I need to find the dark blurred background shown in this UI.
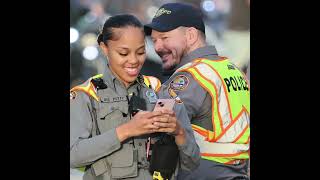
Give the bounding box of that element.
[70,0,250,87]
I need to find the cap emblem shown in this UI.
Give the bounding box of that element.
[154,8,171,18]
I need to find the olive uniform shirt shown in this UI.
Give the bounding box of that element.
[70,66,200,179]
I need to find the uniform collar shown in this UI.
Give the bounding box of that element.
[102,65,117,88]
[135,74,148,88]
[176,45,218,70]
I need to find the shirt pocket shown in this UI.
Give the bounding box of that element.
[97,102,129,133]
[108,144,138,179]
[90,145,137,179]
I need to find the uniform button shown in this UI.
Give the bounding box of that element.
[139,142,142,146]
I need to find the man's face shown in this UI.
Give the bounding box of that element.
[151,28,188,71]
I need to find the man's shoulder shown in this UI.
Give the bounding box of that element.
[165,71,207,99]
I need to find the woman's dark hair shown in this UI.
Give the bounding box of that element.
[97,14,143,44]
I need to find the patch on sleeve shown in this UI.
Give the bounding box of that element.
[169,75,189,91]
[145,90,158,103]
[168,88,183,104]
[70,91,77,100]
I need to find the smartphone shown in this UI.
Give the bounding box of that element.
[153,99,175,111]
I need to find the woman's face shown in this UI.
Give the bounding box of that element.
[100,26,146,87]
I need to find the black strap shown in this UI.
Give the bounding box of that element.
[91,78,108,90]
[89,77,107,136]
[89,96,101,136]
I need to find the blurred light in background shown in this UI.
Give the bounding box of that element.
[80,33,97,47]
[147,5,159,19]
[82,46,99,61]
[70,27,79,44]
[201,0,215,12]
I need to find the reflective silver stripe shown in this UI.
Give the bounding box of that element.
[193,63,232,129]
[194,132,249,155]
[176,62,193,72]
[217,113,249,142]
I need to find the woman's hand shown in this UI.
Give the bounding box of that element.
[152,109,186,146]
[116,111,166,142]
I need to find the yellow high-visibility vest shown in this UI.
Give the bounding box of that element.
[177,57,250,165]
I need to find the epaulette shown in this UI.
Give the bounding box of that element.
[143,75,161,92]
[70,74,105,101]
[91,74,108,90]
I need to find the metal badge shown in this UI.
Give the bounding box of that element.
[146,90,157,103]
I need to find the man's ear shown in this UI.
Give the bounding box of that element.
[186,27,199,47]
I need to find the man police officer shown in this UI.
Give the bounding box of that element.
[145,3,250,180]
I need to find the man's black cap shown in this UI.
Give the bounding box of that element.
[144,3,205,36]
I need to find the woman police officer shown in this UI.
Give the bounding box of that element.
[70,14,199,180]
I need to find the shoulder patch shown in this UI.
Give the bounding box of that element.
[169,75,189,91]
[70,91,77,100]
[146,89,158,103]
